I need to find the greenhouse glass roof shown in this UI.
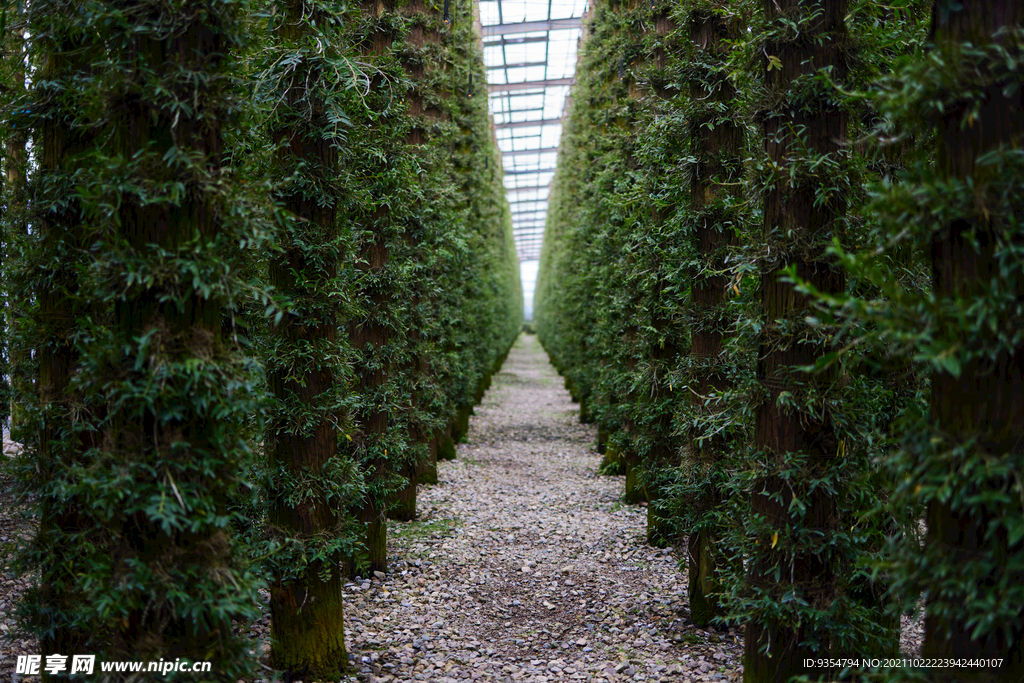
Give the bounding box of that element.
[480,0,587,267]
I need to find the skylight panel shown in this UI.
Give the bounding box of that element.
[501,3,527,24]
[485,0,587,270]
[479,0,500,25]
[540,126,562,147]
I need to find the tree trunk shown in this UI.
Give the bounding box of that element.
[745,0,848,679]
[100,2,260,672]
[264,1,351,677]
[347,0,401,577]
[29,11,96,673]
[437,427,457,461]
[4,19,26,431]
[921,1,1024,677]
[419,437,439,485]
[685,8,743,629]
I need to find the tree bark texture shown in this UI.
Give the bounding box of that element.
[348,1,401,575]
[922,1,1024,677]
[685,8,742,629]
[103,2,258,669]
[31,14,97,674]
[745,0,848,680]
[265,2,350,677]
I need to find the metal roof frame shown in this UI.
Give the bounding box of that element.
[481,0,586,264]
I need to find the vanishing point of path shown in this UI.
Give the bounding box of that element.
[342,334,744,683]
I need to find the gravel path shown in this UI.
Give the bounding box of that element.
[341,333,742,683]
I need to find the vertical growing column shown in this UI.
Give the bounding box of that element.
[390,0,451,519]
[631,0,683,545]
[2,6,26,431]
[345,0,410,575]
[679,5,745,627]
[262,1,357,677]
[14,1,101,670]
[39,0,268,673]
[744,0,849,679]
[915,1,1024,676]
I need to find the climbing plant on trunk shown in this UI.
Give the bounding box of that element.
[83,0,267,670]
[7,0,271,676]
[256,0,366,677]
[820,1,1024,677]
[665,1,749,629]
[916,5,1024,672]
[7,0,105,669]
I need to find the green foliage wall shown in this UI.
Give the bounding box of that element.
[329,0,520,574]
[802,2,1024,676]
[7,0,269,675]
[534,0,1002,679]
[0,0,520,677]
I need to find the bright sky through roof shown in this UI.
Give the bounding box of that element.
[480,0,587,318]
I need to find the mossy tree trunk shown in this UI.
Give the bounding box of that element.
[82,0,264,672]
[684,8,743,629]
[263,1,354,677]
[4,11,26,431]
[24,6,98,672]
[744,0,848,679]
[629,0,678,548]
[345,0,406,577]
[919,0,1024,677]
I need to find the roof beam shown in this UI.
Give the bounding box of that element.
[505,183,551,191]
[493,107,548,118]
[504,168,557,175]
[502,146,559,156]
[488,78,574,93]
[495,118,562,130]
[483,34,550,45]
[481,17,582,35]
[488,61,548,70]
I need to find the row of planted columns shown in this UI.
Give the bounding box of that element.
[4,1,521,682]
[537,0,1024,681]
